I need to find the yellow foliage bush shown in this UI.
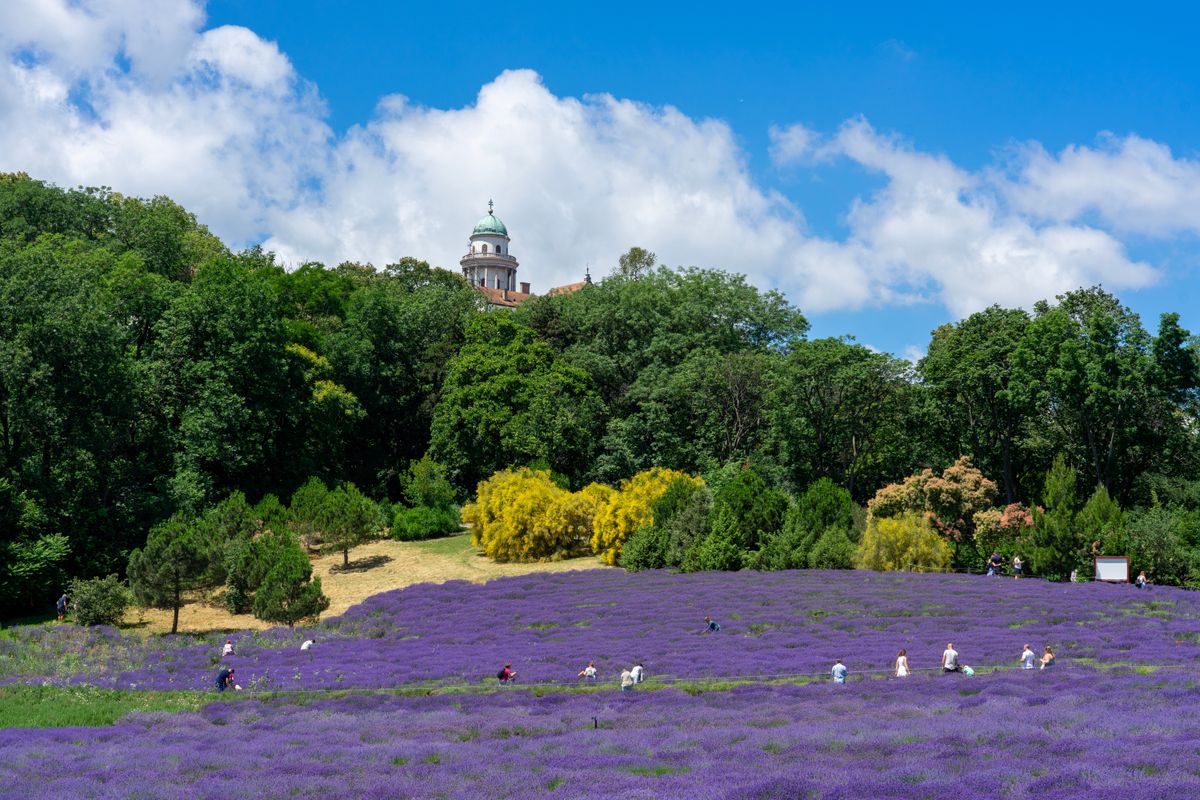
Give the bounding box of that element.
[857,512,952,573]
[464,468,608,562]
[590,468,702,565]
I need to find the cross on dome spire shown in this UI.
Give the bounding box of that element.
[488,199,494,215]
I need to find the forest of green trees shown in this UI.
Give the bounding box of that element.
[2,173,1198,617]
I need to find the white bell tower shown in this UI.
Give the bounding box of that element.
[460,200,522,293]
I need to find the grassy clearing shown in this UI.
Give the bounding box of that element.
[0,684,211,728]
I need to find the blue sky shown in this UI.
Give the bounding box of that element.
[3,1,1198,356]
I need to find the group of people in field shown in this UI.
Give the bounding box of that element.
[212,636,314,691]
[494,616,728,691]
[200,557,1150,694]
[832,642,1056,684]
[986,552,1024,578]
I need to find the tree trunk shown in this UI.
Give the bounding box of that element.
[171,582,180,635]
[343,547,349,567]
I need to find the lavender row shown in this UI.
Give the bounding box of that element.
[6,570,1199,691]
[4,670,1199,799]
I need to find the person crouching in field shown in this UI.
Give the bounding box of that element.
[578,661,597,680]
[704,616,721,633]
[222,639,235,657]
[215,667,236,692]
[497,664,517,684]
[941,643,962,674]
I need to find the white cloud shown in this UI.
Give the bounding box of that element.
[775,119,1159,315]
[0,3,1187,319]
[1004,133,1200,236]
[0,0,327,244]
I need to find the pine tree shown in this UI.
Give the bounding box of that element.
[252,537,330,628]
[1024,456,1084,580]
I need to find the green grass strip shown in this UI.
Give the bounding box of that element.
[0,684,212,729]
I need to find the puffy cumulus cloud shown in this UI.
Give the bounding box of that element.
[0,2,1185,318]
[0,0,328,244]
[0,0,202,81]
[1004,133,1200,236]
[264,69,806,298]
[773,119,1158,315]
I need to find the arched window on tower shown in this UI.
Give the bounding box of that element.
[482,244,488,254]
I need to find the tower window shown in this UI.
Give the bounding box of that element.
[482,244,488,254]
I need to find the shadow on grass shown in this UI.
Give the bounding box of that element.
[331,554,394,574]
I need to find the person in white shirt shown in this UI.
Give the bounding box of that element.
[1020,644,1035,670]
[577,661,597,679]
[831,659,848,684]
[630,663,644,684]
[895,649,909,677]
[300,639,314,651]
[221,639,235,657]
[620,670,634,692]
[941,643,961,673]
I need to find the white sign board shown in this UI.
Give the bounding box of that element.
[1094,556,1129,582]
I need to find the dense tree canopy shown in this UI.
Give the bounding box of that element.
[2,173,1199,614]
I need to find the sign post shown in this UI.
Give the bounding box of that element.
[1094,556,1129,583]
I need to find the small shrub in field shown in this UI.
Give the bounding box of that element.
[681,507,743,572]
[392,505,462,541]
[621,523,667,571]
[710,468,787,551]
[807,528,856,570]
[857,513,951,572]
[67,574,132,627]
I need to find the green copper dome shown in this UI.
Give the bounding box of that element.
[472,202,508,237]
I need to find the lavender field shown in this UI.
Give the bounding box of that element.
[3,571,1197,692]
[4,670,1200,799]
[5,571,1200,799]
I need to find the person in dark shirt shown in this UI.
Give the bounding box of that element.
[987,552,1004,576]
[215,667,235,692]
[704,616,721,633]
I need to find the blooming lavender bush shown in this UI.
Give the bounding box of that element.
[3,671,1199,799]
[4,571,1197,692]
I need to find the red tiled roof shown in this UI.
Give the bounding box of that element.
[477,286,532,307]
[475,280,589,307]
[546,281,588,296]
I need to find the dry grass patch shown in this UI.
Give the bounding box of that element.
[125,535,608,634]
